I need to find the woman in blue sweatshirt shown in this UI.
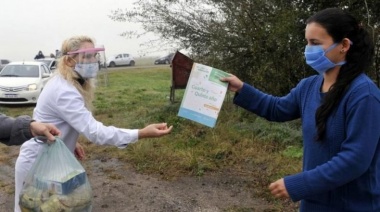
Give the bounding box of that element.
[222,8,380,211]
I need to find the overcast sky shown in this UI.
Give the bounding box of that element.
[1,0,166,61]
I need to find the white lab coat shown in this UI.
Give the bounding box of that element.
[14,74,138,212]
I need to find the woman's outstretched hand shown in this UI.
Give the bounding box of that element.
[138,123,173,139]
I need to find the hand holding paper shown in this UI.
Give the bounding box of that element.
[220,74,243,93]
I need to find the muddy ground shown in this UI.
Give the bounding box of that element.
[0,146,297,212]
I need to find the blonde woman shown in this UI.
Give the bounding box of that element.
[14,35,173,211]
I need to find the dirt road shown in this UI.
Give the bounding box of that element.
[0,146,294,212]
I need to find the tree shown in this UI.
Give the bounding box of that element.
[110,0,380,94]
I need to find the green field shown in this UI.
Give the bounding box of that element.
[1,66,303,209]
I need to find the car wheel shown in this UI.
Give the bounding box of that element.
[129,61,135,66]
[109,62,116,67]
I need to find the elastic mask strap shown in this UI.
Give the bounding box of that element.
[66,55,78,65]
[324,43,338,54]
[336,61,346,66]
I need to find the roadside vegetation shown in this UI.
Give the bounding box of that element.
[1,66,303,210]
[134,56,158,66]
[110,0,380,95]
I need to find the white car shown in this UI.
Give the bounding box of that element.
[106,53,135,67]
[0,61,52,104]
[0,59,11,70]
[35,58,58,72]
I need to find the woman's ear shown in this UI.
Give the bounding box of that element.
[65,56,76,67]
[341,38,352,53]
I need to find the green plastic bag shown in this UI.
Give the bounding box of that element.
[19,137,92,212]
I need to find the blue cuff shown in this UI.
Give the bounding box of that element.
[233,83,257,107]
[284,173,309,202]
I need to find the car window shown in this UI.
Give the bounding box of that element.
[41,65,50,74]
[0,65,37,77]
[25,65,39,77]
[0,65,16,76]
[17,65,39,77]
[116,54,122,59]
[123,54,129,57]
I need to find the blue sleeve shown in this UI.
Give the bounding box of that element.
[233,82,302,122]
[285,92,380,201]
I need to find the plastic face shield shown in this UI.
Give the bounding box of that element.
[67,47,106,78]
[67,47,104,65]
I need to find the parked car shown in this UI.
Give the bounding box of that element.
[0,61,52,104]
[106,53,135,67]
[0,59,11,70]
[154,53,174,65]
[35,58,58,72]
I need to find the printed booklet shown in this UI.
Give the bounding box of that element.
[178,63,230,128]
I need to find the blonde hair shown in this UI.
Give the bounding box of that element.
[57,35,96,110]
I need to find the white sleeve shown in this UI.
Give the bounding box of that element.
[55,87,138,148]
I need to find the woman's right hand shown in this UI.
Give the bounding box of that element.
[30,122,61,142]
[220,74,244,93]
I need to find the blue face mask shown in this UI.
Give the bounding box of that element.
[304,43,346,74]
[74,63,99,78]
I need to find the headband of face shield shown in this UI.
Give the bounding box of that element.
[67,47,105,79]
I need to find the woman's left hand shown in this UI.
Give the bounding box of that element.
[138,123,173,138]
[269,178,290,199]
[74,142,86,160]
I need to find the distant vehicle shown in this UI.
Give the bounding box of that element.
[0,61,52,104]
[106,53,135,67]
[0,59,11,70]
[35,58,58,71]
[154,53,174,65]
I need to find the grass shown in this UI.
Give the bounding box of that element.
[1,65,303,210]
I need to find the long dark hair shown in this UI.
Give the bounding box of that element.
[306,8,374,141]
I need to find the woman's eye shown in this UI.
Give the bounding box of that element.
[84,53,98,59]
[306,39,320,46]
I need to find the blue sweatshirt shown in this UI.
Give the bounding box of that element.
[233,74,380,211]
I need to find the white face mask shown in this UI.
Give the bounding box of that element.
[74,63,99,78]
